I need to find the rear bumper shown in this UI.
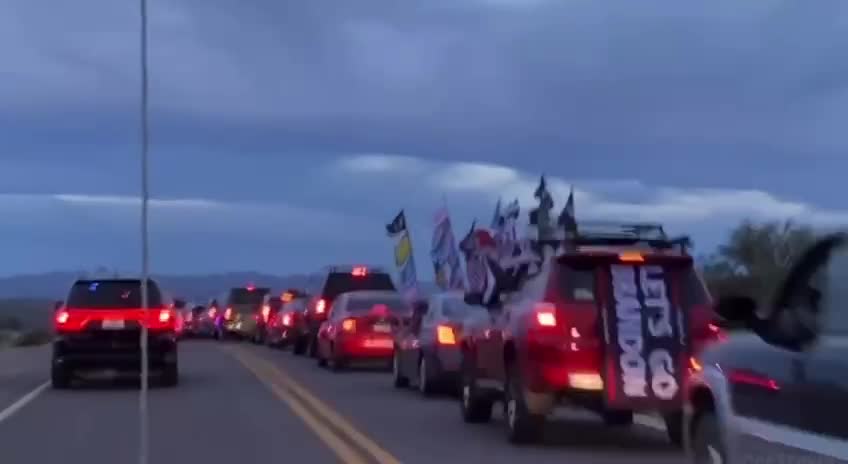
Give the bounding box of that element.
[53,331,177,369]
[337,335,394,359]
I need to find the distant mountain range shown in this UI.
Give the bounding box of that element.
[0,271,440,301]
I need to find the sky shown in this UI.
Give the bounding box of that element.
[2,0,848,277]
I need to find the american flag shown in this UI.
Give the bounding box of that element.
[466,256,487,294]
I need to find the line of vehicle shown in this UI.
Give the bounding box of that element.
[0,381,49,425]
[226,345,402,464]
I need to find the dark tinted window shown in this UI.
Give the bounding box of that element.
[322,272,395,302]
[282,298,307,312]
[173,299,186,309]
[346,295,409,313]
[442,298,482,320]
[820,248,848,335]
[67,280,163,309]
[267,297,283,311]
[556,263,596,302]
[682,268,711,307]
[191,305,205,315]
[228,288,269,306]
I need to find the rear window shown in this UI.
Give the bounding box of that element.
[322,272,395,301]
[282,298,307,312]
[67,280,163,309]
[557,264,596,302]
[228,288,269,306]
[556,262,710,306]
[191,306,205,315]
[442,298,482,319]
[346,295,410,314]
[267,297,283,311]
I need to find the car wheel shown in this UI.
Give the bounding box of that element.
[330,346,346,372]
[691,411,725,464]
[459,353,493,423]
[665,411,684,447]
[291,336,306,355]
[602,410,634,426]
[504,364,545,444]
[418,356,435,396]
[51,364,71,389]
[316,343,327,367]
[392,350,409,388]
[307,334,318,358]
[161,363,179,387]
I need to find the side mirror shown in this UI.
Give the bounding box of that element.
[53,300,64,311]
[713,295,759,332]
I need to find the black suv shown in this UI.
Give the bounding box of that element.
[52,278,179,388]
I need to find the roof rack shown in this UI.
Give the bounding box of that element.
[570,221,691,255]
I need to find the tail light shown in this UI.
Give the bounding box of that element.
[315,299,326,314]
[225,307,233,320]
[208,308,217,318]
[158,309,172,323]
[261,304,271,322]
[707,323,726,341]
[369,304,389,318]
[341,318,356,333]
[534,303,557,327]
[55,310,70,325]
[436,325,456,345]
[281,313,292,327]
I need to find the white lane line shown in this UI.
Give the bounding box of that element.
[634,414,667,431]
[0,381,49,424]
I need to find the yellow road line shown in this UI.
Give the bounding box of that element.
[229,348,370,464]
[227,345,403,464]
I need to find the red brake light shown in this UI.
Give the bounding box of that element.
[158,309,172,323]
[729,370,780,391]
[247,283,255,291]
[55,310,69,325]
[341,318,356,333]
[315,299,326,314]
[351,266,368,277]
[208,308,216,318]
[225,307,233,319]
[281,292,294,302]
[370,304,389,317]
[436,325,456,345]
[534,303,557,327]
[282,313,292,326]
[262,304,271,321]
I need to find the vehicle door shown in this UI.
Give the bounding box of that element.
[793,241,848,462]
[319,297,344,355]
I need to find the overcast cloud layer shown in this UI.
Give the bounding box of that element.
[2,0,847,276]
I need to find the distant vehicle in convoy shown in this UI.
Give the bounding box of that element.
[315,290,412,371]
[393,292,484,395]
[266,289,309,349]
[458,222,722,445]
[173,298,188,338]
[218,285,270,340]
[685,233,848,464]
[51,278,179,388]
[291,265,396,357]
[251,294,284,344]
[183,304,216,338]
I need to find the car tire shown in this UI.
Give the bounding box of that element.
[602,410,634,426]
[307,334,318,358]
[392,350,409,388]
[161,363,179,387]
[459,353,493,423]
[504,364,545,444]
[418,356,436,396]
[691,411,724,464]
[51,364,71,389]
[292,336,306,355]
[329,344,346,372]
[316,344,327,367]
[664,411,684,447]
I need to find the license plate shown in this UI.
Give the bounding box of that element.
[364,339,392,348]
[102,319,125,330]
[373,324,391,333]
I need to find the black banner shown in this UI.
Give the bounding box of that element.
[601,264,689,411]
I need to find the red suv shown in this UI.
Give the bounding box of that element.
[458,224,722,445]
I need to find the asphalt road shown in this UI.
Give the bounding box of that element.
[0,341,686,464]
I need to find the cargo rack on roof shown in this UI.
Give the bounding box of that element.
[568,221,692,255]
